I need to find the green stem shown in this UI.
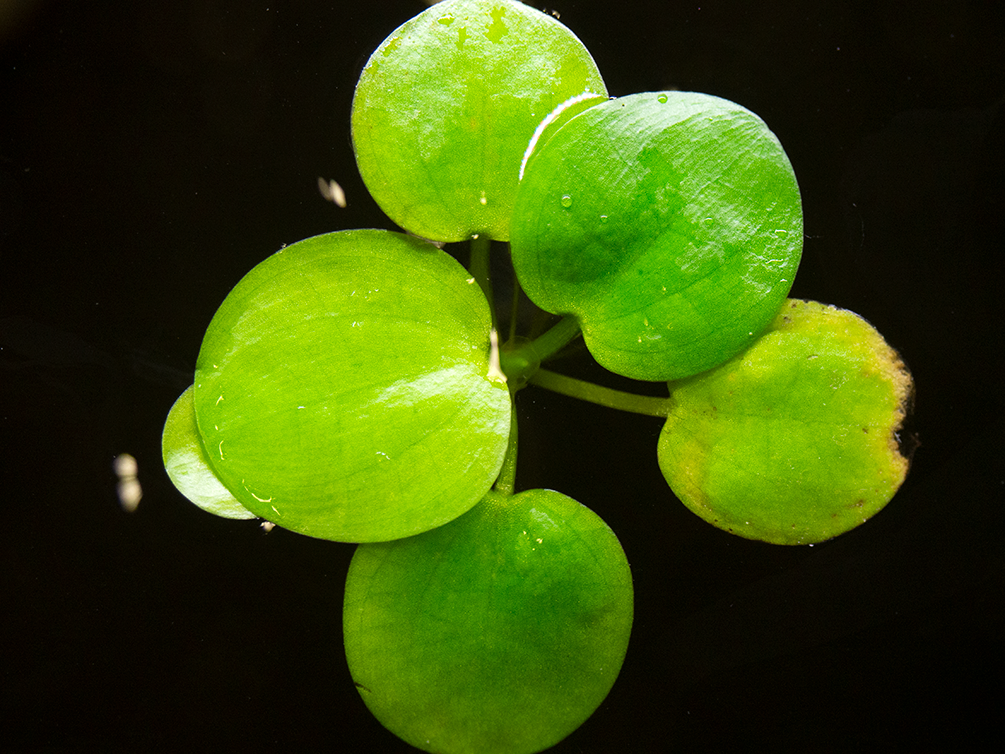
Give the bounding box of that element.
[470,234,493,316]
[499,315,582,389]
[494,402,519,495]
[529,368,671,418]
[529,315,581,362]
[508,266,520,344]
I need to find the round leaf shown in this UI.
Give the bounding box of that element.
[162,385,256,520]
[510,91,803,381]
[351,0,607,242]
[194,230,511,543]
[658,300,914,545]
[344,488,634,754]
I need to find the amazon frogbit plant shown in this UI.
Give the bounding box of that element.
[162,2,913,753]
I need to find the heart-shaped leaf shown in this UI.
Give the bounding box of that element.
[194,230,511,543]
[510,91,803,381]
[658,300,914,545]
[344,488,633,754]
[351,0,606,242]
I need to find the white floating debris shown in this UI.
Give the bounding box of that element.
[114,453,142,512]
[317,177,347,207]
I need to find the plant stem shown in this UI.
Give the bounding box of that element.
[508,266,520,344]
[494,402,519,495]
[529,315,582,362]
[529,368,671,418]
[499,315,582,388]
[470,234,493,315]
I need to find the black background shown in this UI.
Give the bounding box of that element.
[3,0,1004,751]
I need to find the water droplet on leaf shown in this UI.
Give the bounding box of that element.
[561,194,573,208]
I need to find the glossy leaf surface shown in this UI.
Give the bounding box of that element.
[510,91,803,381]
[351,0,606,242]
[658,300,913,545]
[162,385,256,520]
[194,230,511,543]
[344,489,633,754]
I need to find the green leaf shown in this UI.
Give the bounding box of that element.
[351,0,606,242]
[162,385,256,520]
[193,230,511,543]
[344,488,633,754]
[510,91,803,381]
[518,90,608,181]
[658,300,914,545]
